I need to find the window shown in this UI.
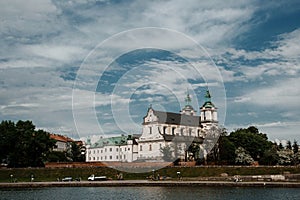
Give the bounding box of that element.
[110,156,112,160]
[140,145,143,151]
[172,127,176,135]
[97,150,99,153]
[101,149,103,153]
[159,143,162,149]
[163,126,167,134]
[105,148,107,152]
[110,148,112,152]
[149,126,152,134]
[180,128,184,135]
[124,155,126,159]
[101,157,102,160]
[116,155,118,159]
[128,148,130,151]
[93,150,95,154]
[189,128,192,136]
[105,156,107,160]
[89,157,91,161]
[116,148,118,152]
[149,144,152,151]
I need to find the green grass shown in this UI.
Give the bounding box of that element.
[0,166,299,182]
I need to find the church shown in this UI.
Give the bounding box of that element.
[86,90,218,163]
[137,90,218,161]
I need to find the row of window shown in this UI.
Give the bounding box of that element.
[139,143,162,151]
[149,126,203,137]
[88,147,131,155]
[88,154,126,161]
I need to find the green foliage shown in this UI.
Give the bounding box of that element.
[160,145,173,162]
[259,145,279,165]
[47,151,69,162]
[286,140,292,150]
[0,120,56,167]
[228,126,272,161]
[187,143,201,160]
[70,142,85,162]
[218,136,236,164]
[235,147,254,165]
[277,149,294,165]
[292,140,298,154]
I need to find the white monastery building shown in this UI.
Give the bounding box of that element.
[86,90,218,162]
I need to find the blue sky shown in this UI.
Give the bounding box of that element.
[0,0,300,142]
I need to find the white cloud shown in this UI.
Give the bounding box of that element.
[0,0,299,141]
[234,77,300,108]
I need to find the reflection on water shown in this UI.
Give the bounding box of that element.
[1,187,300,200]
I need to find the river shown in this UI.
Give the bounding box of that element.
[1,187,300,200]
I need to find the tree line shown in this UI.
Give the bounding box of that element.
[202,126,299,165]
[0,120,84,168]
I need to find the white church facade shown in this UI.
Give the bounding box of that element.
[86,90,218,163]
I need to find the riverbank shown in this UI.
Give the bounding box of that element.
[1,180,300,188]
[1,165,300,183]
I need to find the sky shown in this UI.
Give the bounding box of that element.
[0,0,300,142]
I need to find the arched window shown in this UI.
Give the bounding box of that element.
[149,144,152,151]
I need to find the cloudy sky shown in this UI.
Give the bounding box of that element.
[1,0,300,142]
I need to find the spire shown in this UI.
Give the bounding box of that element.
[204,90,211,102]
[202,89,215,108]
[185,90,192,106]
[181,89,196,116]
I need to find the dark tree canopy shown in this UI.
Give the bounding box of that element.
[229,126,272,161]
[0,120,56,167]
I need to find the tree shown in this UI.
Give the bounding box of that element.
[218,136,236,164]
[160,145,173,162]
[286,140,292,150]
[229,126,272,162]
[70,142,85,162]
[187,143,201,161]
[293,152,300,165]
[277,149,293,165]
[259,145,279,165]
[235,147,254,165]
[0,120,56,167]
[292,140,298,154]
[278,142,284,150]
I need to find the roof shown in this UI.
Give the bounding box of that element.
[201,101,215,109]
[91,135,135,148]
[50,134,74,143]
[151,110,201,127]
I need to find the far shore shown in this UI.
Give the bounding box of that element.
[1,180,300,188]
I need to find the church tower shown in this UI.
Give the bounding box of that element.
[200,90,218,128]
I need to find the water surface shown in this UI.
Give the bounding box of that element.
[1,187,300,200]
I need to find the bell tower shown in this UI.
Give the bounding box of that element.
[200,90,218,128]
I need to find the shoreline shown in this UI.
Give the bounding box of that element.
[1,180,300,188]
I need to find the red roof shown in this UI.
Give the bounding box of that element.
[50,134,74,143]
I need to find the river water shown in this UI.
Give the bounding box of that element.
[1,187,299,200]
